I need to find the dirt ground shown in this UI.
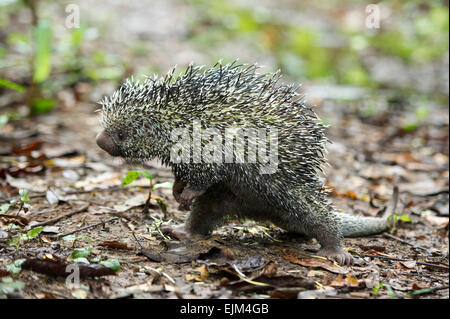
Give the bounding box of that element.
[0,0,448,300]
[0,96,448,299]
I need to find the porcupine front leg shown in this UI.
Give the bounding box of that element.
[172,178,206,211]
[164,181,238,239]
[185,183,237,236]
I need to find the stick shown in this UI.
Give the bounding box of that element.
[0,184,156,203]
[31,203,90,228]
[383,233,428,252]
[52,217,118,239]
[362,254,449,270]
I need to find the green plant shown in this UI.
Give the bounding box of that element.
[7,226,44,248]
[122,170,173,214]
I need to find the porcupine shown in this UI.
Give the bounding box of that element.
[96,61,394,265]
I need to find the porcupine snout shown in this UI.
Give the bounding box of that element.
[96,130,121,156]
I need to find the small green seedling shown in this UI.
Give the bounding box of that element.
[72,246,92,259]
[0,278,25,296]
[122,170,173,215]
[122,170,153,186]
[387,213,412,232]
[99,259,121,271]
[6,259,26,276]
[372,283,396,299]
[7,226,44,248]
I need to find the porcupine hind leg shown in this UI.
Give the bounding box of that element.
[277,208,354,265]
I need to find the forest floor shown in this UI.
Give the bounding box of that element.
[0,0,448,300]
[0,94,448,299]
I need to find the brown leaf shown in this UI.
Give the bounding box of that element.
[283,252,348,274]
[0,269,9,277]
[330,274,360,288]
[186,264,209,282]
[359,245,386,252]
[399,260,417,269]
[0,214,29,227]
[12,141,44,157]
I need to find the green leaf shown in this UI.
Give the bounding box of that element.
[1,224,21,231]
[7,235,21,248]
[0,203,11,214]
[62,234,77,241]
[99,259,121,271]
[6,259,26,275]
[19,189,29,202]
[0,114,8,127]
[402,121,418,132]
[62,234,93,243]
[383,284,396,299]
[410,288,434,296]
[371,282,383,296]
[152,181,173,190]
[0,278,25,295]
[122,171,141,186]
[0,78,25,92]
[140,171,153,181]
[33,19,52,83]
[77,235,93,243]
[399,214,412,222]
[26,227,44,239]
[31,98,56,115]
[90,256,101,263]
[73,257,90,264]
[72,246,92,259]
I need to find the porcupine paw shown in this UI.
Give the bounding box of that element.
[317,247,354,266]
[178,186,206,211]
[172,179,186,203]
[161,224,190,240]
[161,224,208,241]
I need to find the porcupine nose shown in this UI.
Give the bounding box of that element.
[96,130,121,156]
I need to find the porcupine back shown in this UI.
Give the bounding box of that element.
[100,61,331,212]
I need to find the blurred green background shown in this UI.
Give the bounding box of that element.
[0,0,448,130]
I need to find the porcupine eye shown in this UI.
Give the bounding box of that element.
[117,131,126,141]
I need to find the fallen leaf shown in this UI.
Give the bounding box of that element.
[42,226,60,234]
[46,190,60,205]
[424,215,449,228]
[399,260,417,269]
[283,252,348,274]
[359,245,386,252]
[186,264,209,282]
[330,274,360,288]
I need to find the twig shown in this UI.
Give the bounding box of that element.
[0,185,153,203]
[131,231,144,250]
[31,203,90,228]
[362,254,449,270]
[400,189,449,198]
[383,185,399,219]
[52,217,118,239]
[383,233,428,252]
[142,179,153,215]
